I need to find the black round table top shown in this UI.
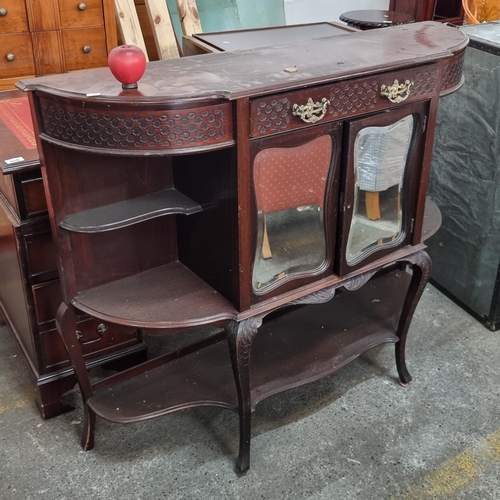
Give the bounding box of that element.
[340,10,415,29]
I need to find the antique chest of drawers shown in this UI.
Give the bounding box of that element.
[0,0,117,90]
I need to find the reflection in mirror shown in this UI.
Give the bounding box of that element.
[346,115,414,265]
[252,135,333,293]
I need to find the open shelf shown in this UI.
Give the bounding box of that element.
[87,270,408,424]
[72,261,238,328]
[60,188,202,233]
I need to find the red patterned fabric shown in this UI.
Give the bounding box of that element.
[253,135,332,214]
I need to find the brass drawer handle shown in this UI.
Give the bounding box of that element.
[6,53,15,62]
[380,79,414,103]
[0,7,8,16]
[292,97,330,124]
[82,45,91,53]
[76,323,107,345]
[78,2,87,10]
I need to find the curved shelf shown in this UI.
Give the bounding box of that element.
[71,261,238,329]
[60,189,202,233]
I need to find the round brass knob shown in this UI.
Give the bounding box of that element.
[82,45,91,53]
[78,2,86,10]
[0,7,8,16]
[6,53,15,62]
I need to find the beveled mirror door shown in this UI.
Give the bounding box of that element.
[252,134,336,294]
[346,114,414,265]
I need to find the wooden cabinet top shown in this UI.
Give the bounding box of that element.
[18,22,467,102]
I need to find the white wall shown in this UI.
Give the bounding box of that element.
[284,0,390,25]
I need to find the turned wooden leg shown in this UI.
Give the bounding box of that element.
[365,191,381,220]
[56,302,96,449]
[261,216,272,259]
[225,316,262,472]
[395,250,432,386]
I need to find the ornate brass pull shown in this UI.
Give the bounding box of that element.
[76,323,107,345]
[292,97,330,124]
[380,79,414,104]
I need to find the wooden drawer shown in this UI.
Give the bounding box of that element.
[0,33,35,79]
[40,318,139,372]
[0,0,29,33]
[250,64,439,138]
[18,170,48,218]
[59,0,104,29]
[62,27,108,71]
[32,279,62,332]
[22,222,58,280]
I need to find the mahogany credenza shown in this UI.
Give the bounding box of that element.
[0,90,146,419]
[18,22,467,470]
[0,0,117,90]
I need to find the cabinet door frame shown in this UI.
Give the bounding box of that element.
[336,101,429,276]
[248,121,343,303]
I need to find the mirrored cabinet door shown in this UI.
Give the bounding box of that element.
[251,125,342,299]
[337,103,428,275]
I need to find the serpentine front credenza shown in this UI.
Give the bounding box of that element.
[18,21,467,471]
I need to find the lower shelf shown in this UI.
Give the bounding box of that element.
[88,270,409,423]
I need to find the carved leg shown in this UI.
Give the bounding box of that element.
[395,250,432,386]
[365,191,381,220]
[56,302,96,449]
[225,317,262,472]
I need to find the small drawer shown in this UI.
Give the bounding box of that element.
[19,172,48,218]
[23,223,58,280]
[40,319,138,372]
[0,1,29,33]
[59,0,104,29]
[0,33,35,80]
[32,279,62,331]
[62,27,108,71]
[251,64,439,138]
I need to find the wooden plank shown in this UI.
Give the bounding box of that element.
[114,0,149,61]
[176,0,202,37]
[144,0,180,59]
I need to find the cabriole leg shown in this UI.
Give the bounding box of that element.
[55,302,96,449]
[396,250,432,386]
[225,316,262,472]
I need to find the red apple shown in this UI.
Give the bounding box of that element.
[108,45,147,89]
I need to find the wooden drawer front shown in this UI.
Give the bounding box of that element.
[0,1,29,33]
[0,33,35,79]
[59,0,104,29]
[19,175,48,218]
[62,27,108,71]
[33,279,62,332]
[40,319,138,372]
[251,64,438,138]
[24,226,58,279]
[38,95,234,152]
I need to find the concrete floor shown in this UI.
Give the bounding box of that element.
[1,283,500,499]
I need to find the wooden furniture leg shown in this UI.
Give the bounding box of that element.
[261,216,272,259]
[395,250,432,386]
[226,316,262,472]
[365,191,381,220]
[55,302,96,450]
